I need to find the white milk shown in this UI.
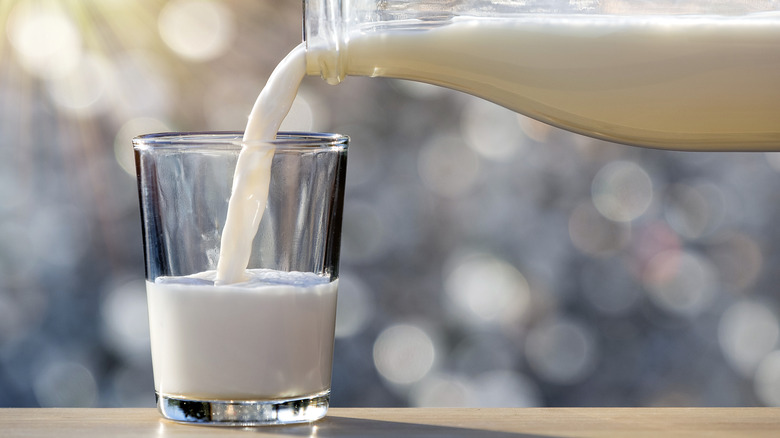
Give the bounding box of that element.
[147,269,338,400]
[334,15,780,150]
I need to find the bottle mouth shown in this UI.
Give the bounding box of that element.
[302,0,345,84]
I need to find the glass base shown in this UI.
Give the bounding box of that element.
[156,391,329,426]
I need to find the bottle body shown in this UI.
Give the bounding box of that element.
[304,1,780,150]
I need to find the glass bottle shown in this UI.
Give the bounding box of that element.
[303,0,780,150]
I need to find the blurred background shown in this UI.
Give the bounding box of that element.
[2,0,780,408]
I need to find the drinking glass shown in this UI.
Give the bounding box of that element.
[133,131,348,425]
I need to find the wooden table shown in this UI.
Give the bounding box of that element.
[1,408,779,437]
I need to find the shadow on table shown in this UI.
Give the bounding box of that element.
[249,415,550,438]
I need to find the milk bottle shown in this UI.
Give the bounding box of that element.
[304,0,780,150]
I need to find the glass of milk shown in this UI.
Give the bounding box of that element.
[133,131,348,425]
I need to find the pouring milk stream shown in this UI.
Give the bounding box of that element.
[215,45,307,285]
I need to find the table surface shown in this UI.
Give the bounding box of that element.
[1,408,779,437]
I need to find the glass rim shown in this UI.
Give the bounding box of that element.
[132,131,349,151]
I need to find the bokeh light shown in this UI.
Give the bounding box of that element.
[158,0,234,62]
[525,317,598,385]
[373,324,436,386]
[719,300,779,377]
[592,160,654,223]
[444,251,531,329]
[410,372,472,407]
[7,3,81,79]
[642,250,716,317]
[461,96,527,160]
[47,53,113,117]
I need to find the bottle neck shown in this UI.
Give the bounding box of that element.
[302,0,466,84]
[303,0,347,84]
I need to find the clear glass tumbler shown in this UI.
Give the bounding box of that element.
[133,132,348,425]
